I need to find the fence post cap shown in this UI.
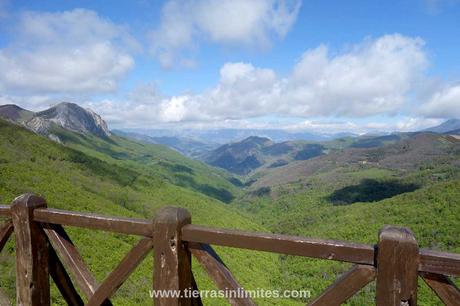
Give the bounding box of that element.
[11,193,47,209]
[378,226,417,243]
[153,206,191,225]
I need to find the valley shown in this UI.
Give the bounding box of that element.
[0,103,459,305]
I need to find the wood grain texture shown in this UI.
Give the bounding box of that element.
[0,220,13,253]
[153,207,192,306]
[190,242,256,306]
[87,238,153,306]
[49,246,84,306]
[421,272,460,306]
[376,226,419,306]
[183,224,375,265]
[0,205,10,217]
[34,208,152,237]
[308,265,376,306]
[11,193,50,306]
[419,249,460,277]
[43,223,112,305]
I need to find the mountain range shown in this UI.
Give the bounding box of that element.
[0,102,459,305]
[121,127,357,145]
[423,118,460,133]
[201,136,325,175]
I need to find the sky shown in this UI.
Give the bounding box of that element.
[0,0,459,134]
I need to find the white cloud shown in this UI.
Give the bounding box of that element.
[421,84,460,118]
[149,0,301,67]
[286,35,427,117]
[278,116,443,134]
[0,94,56,110]
[86,34,431,128]
[0,9,135,94]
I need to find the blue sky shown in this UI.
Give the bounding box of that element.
[0,0,459,133]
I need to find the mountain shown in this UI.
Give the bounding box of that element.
[0,102,112,143]
[27,102,111,138]
[1,106,459,305]
[0,104,34,123]
[113,130,216,158]
[423,118,460,133]
[250,132,460,189]
[349,133,406,148]
[124,128,356,144]
[0,117,290,305]
[447,128,460,135]
[231,132,460,305]
[202,136,325,175]
[203,136,272,175]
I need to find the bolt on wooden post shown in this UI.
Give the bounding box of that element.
[11,193,50,306]
[153,207,192,306]
[376,226,419,306]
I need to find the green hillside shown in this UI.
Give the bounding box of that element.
[202,136,326,175]
[1,116,459,305]
[0,118,298,305]
[50,125,242,204]
[234,137,460,305]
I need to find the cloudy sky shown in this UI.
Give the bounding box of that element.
[0,0,459,134]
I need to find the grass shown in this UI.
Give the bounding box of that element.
[234,161,460,305]
[1,117,459,305]
[0,119,299,305]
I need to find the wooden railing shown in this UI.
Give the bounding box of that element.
[0,193,459,305]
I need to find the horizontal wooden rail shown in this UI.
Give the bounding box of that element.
[419,249,460,277]
[0,205,10,217]
[33,208,152,237]
[2,204,460,278]
[182,224,460,277]
[182,224,375,265]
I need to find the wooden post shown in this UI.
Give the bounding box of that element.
[11,193,50,306]
[376,226,419,306]
[153,207,192,306]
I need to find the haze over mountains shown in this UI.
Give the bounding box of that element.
[1,102,459,304]
[121,128,357,144]
[2,102,460,176]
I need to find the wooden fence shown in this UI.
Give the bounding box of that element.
[0,193,459,305]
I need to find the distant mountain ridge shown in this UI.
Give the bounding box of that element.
[0,102,111,141]
[113,130,216,158]
[251,132,460,189]
[123,128,358,144]
[0,104,34,123]
[202,136,325,175]
[423,118,460,133]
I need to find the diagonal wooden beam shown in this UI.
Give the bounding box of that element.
[421,272,460,306]
[49,246,84,306]
[191,273,203,306]
[308,265,376,306]
[86,238,153,306]
[189,242,256,306]
[0,220,13,253]
[42,223,112,305]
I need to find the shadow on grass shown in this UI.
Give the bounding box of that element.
[174,173,235,203]
[328,179,419,205]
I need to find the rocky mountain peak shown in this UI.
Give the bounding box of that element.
[33,102,111,137]
[0,102,112,141]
